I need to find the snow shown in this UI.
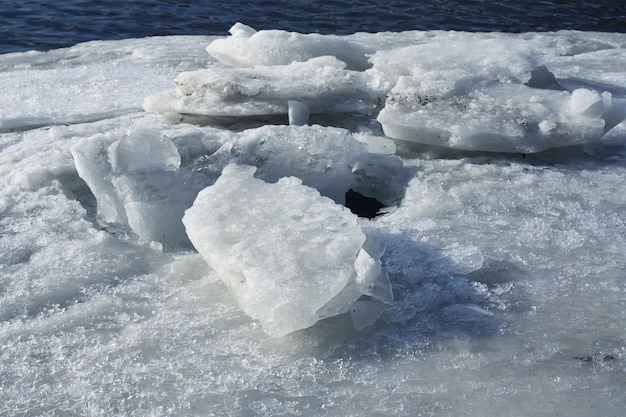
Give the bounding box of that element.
[1,23,626,416]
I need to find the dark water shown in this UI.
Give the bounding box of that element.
[1,0,626,54]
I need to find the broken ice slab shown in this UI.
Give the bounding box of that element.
[368,39,614,153]
[71,125,204,247]
[367,38,543,94]
[143,56,379,117]
[182,163,393,337]
[206,22,374,71]
[188,124,408,208]
[377,83,610,153]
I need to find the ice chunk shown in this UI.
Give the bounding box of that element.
[367,38,542,94]
[370,38,612,152]
[206,22,374,71]
[71,126,204,246]
[378,82,610,153]
[190,124,372,204]
[188,124,408,210]
[228,22,257,38]
[569,88,602,114]
[143,56,378,117]
[182,163,392,337]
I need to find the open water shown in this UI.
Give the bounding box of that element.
[2,0,626,54]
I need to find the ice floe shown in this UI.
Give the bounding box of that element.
[11,23,623,336]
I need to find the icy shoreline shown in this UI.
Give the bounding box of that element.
[1,26,626,416]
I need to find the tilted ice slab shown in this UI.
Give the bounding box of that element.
[71,125,205,247]
[183,163,393,337]
[190,124,403,205]
[143,55,377,117]
[206,22,374,71]
[369,39,616,153]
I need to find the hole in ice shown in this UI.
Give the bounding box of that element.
[344,189,386,219]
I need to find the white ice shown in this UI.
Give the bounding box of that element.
[190,124,403,205]
[206,22,374,71]
[144,55,377,116]
[144,24,625,153]
[1,26,626,417]
[0,36,215,132]
[182,163,391,337]
[70,122,205,247]
[369,38,616,152]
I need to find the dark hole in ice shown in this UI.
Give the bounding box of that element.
[345,189,386,219]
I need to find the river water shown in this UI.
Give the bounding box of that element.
[2,0,626,53]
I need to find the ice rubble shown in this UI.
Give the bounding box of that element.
[3,28,626,416]
[183,163,392,338]
[70,119,398,335]
[70,23,626,336]
[144,23,622,153]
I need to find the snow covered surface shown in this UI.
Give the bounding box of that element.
[1,25,626,416]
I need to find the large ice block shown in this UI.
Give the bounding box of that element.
[143,56,378,117]
[182,163,392,337]
[206,22,374,71]
[370,39,614,152]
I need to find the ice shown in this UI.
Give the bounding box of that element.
[569,88,602,114]
[367,38,542,92]
[206,22,374,71]
[378,83,609,153]
[288,100,309,126]
[71,123,205,247]
[2,29,626,417]
[190,124,400,205]
[143,30,625,154]
[182,163,392,337]
[143,55,377,117]
[369,38,616,152]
